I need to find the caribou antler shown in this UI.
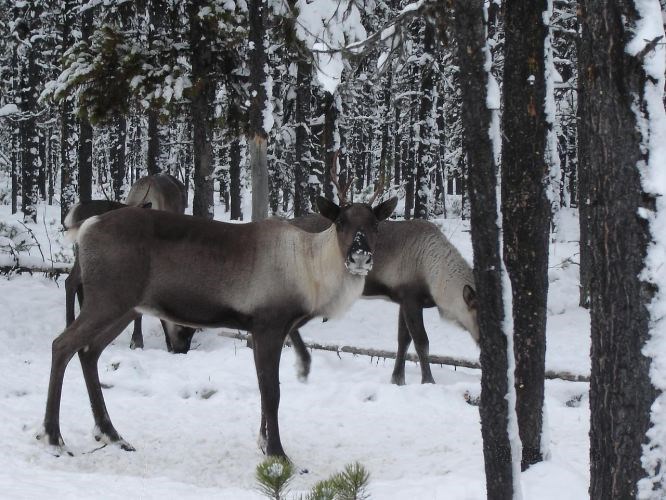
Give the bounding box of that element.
[330,150,352,205]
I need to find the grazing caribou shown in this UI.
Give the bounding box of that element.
[64,174,195,353]
[288,216,479,385]
[39,195,398,458]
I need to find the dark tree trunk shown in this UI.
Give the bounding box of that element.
[355,124,365,194]
[393,106,401,190]
[322,91,337,201]
[38,128,46,200]
[450,0,515,498]
[229,138,242,220]
[228,101,242,220]
[415,23,436,219]
[48,128,55,205]
[248,0,269,220]
[501,0,550,471]
[579,1,657,498]
[404,106,415,219]
[146,110,161,175]
[294,59,312,216]
[146,0,167,175]
[11,126,18,215]
[78,6,94,202]
[18,7,41,223]
[188,0,215,219]
[109,113,127,201]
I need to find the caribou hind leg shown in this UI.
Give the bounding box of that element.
[39,307,135,453]
[79,311,138,450]
[391,307,411,386]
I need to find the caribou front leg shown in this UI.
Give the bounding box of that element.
[252,325,289,458]
[288,330,311,382]
[402,301,435,384]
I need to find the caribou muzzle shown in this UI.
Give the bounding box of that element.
[345,230,373,275]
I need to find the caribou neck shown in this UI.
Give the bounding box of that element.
[304,224,365,319]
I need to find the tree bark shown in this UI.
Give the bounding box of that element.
[17,3,42,223]
[78,5,94,202]
[294,59,312,216]
[146,0,167,175]
[415,23,436,219]
[109,112,127,201]
[450,1,515,497]
[322,92,337,201]
[501,0,550,471]
[579,1,657,497]
[248,0,269,221]
[188,0,215,219]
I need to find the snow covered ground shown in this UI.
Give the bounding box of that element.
[0,204,589,499]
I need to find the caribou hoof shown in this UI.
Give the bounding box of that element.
[93,427,136,452]
[36,429,74,457]
[129,340,143,350]
[390,374,406,386]
[421,377,436,385]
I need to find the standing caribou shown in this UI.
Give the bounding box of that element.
[39,193,397,458]
[64,174,194,353]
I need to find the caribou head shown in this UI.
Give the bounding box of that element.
[317,197,396,275]
[321,151,397,276]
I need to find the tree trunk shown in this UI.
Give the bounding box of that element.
[393,106,401,192]
[501,0,550,471]
[188,0,215,219]
[322,91,337,201]
[404,106,415,219]
[294,59,312,216]
[248,0,269,221]
[11,125,18,215]
[38,128,46,200]
[146,109,161,175]
[18,8,41,223]
[78,6,94,202]
[415,23,436,219]
[146,0,167,175]
[450,0,515,497]
[579,1,658,497]
[109,112,127,201]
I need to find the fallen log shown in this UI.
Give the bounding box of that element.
[216,329,590,383]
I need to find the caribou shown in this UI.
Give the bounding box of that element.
[64,174,194,352]
[39,193,397,458]
[289,215,479,385]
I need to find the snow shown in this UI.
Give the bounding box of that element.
[0,103,19,117]
[295,0,366,94]
[0,203,591,498]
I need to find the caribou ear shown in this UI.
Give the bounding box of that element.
[373,196,398,221]
[463,285,478,309]
[316,196,340,222]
